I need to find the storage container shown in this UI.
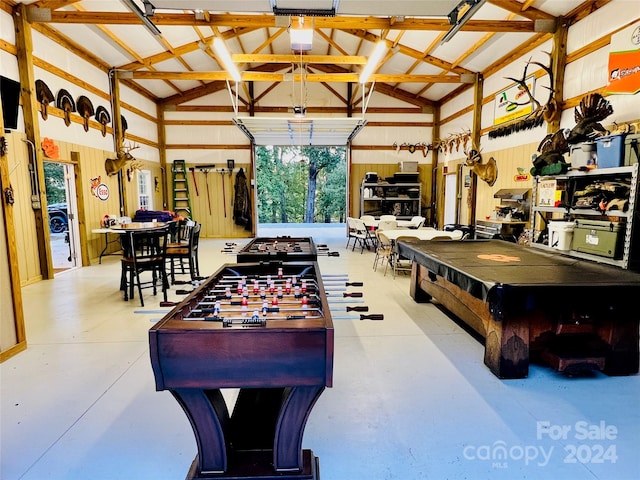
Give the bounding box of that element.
[572,219,625,258]
[365,172,378,183]
[398,161,419,172]
[569,142,597,168]
[596,133,626,168]
[624,133,640,165]
[548,221,575,251]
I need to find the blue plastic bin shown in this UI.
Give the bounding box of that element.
[597,133,626,168]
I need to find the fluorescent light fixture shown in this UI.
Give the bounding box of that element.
[440,0,487,45]
[212,37,242,82]
[290,16,313,51]
[359,41,387,84]
[120,0,162,36]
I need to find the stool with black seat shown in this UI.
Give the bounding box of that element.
[166,222,201,284]
[120,226,170,306]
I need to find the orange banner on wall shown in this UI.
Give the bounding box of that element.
[607,22,640,95]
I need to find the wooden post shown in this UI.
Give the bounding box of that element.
[14,4,53,279]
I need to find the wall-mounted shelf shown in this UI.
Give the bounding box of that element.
[531,164,640,270]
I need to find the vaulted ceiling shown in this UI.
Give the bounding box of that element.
[6,0,604,115]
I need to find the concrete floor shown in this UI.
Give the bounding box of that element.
[2,225,639,480]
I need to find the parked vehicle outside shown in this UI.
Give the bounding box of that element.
[48,203,68,233]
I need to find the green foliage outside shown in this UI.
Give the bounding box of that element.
[256,145,346,224]
[44,161,66,204]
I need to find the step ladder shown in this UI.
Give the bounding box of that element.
[171,159,192,219]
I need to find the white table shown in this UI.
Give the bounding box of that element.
[91,228,121,263]
[382,229,463,241]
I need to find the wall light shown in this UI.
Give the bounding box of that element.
[359,41,388,84]
[212,37,242,82]
[290,16,313,51]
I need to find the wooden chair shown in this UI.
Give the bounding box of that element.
[120,226,170,307]
[166,222,201,284]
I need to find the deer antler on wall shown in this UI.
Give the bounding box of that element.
[464,146,498,187]
[435,129,471,155]
[489,52,559,139]
[105,143,139,176]
[393,142,431,157]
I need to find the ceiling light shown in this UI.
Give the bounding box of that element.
[441,0,487,45]
[359,41,387,84]
[194,9,206,20]
[143,0,155,16]
[121,0,161,36]
[272,0,338,17]
[290,16,313,51]
[212,37,242,82]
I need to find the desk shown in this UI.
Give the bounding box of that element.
[398,239,640,378]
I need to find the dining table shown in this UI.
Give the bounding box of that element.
[382,228,464,242]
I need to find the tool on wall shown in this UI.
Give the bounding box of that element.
[196,164,216,216]
[189,167,199,196]
[217,159,236,218]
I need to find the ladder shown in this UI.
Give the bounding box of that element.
[171,159,192,219]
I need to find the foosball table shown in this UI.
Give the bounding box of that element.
[149,261,333,480]
[235,236,320,263]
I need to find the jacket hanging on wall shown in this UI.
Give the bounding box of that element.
[233,168,252,231]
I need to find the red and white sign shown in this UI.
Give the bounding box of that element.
[95,183,110,201]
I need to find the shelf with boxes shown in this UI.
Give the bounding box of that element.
[360,171,421,219]
[570,130,640,170]
[531,164,640,269]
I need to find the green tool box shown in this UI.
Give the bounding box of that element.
[572,219,625,258]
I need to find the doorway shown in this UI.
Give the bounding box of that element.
[254,145,347,232]
[44,161,80,272]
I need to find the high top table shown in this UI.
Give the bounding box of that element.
[398,238,640,379]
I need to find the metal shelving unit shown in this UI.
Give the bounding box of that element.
[530,164,640,269]
[360,181,421,219]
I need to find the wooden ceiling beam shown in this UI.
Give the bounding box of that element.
[129,70,462,83]
[43,11,536,33]
[341,29,474,75]
[488,0,556,20]
[232,54,368,65]
[116,27,258,71]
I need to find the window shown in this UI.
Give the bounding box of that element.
[137,169,153,210]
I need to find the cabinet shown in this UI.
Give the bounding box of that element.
[360,181,421,219]
[531,164,640,269]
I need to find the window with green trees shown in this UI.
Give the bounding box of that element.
[255,145,347,224]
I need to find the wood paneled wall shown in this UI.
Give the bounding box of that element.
[460,141,539,226]
[349,163,433,223]
[5,133,41,285]
[176,162,253,239]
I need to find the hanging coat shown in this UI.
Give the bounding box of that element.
[233,168,252,231]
